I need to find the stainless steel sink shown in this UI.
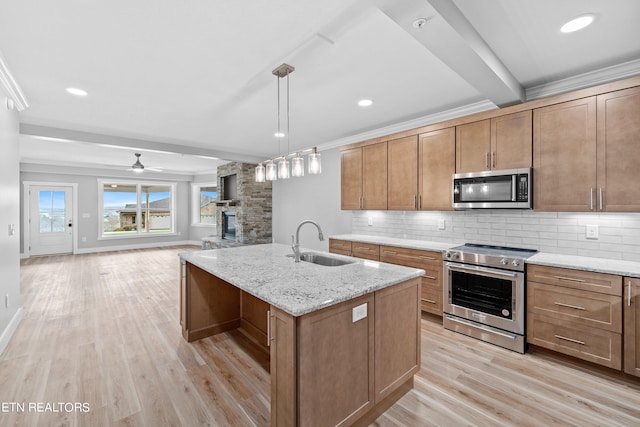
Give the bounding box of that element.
[297,252,356,267]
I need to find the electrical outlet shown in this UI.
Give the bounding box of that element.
[81,236,87,242]
[438,219,446,230]
[368,216,373,226]
[586,224,599,239]
[352,303,367,323]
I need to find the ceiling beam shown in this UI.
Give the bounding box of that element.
[19,124,264,164]
[376,0,525,107]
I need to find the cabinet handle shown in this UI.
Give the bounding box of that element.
[491,151,496,169]
[414,195,417,209]
[383,250,397,255]
[266,309,271,347]
[419,255,436,260]
[485,152,489,169]
[422,298,436,304]
[629,280,633,307]
[418,194,422,210]
[555,276,585,283]
[590,188,594,211]
[355,246,371,251]
[422,275,437,280]
[554,302,585,311]
[554,334,585,345]
[599,188,604,211]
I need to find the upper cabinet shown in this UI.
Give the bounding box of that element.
[533,97,597,211]
[596,86,640,211]
[455,111,532,173]
[388,136,418,210]
[341,142,387,210]
[418,127,455,211]
[534,86,640,212]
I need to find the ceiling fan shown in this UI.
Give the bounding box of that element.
[127,153,163,173]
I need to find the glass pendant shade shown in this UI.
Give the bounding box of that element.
[291,153,304,177]
[266,161,278,181]
[255,163,266,182]
[278,158,290,179]
[308,150,322,175]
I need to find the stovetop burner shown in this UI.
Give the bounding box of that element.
[445,243,537,272]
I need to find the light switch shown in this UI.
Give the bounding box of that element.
[368,216,373,226]
[586,224,599,239]
[438,219,446,230]
[352,303,367,323]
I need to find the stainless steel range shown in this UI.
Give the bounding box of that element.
[443,243,537,353]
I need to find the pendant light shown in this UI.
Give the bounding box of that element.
[255,63,322,182]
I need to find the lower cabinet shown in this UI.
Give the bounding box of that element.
[624,277,640,377]
[351,242,380,260]
[270,278,420,427]
[328,238,352,256]
[527,265,623,370]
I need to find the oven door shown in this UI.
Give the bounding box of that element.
[443,262,524,334]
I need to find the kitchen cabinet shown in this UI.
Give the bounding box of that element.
[624,277,640,377]
[341,142,387,210]
[596,86,640,211]
[527,264,622,369]
[351,241,380,261]
[328,238,352,256]
[418,127,455,211]
[387,136,418,210]
[455,111,532,173]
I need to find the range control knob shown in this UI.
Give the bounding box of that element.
[445,251,452,259]
[512,259,520,267]
[500,258,509,265]
[451,251,460,259]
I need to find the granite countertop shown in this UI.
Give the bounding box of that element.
[329,233,640,278]
[180,243,424,317]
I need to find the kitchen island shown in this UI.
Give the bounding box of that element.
[179,243,424,427]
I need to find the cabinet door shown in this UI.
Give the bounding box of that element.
[624,278,640,377]
[597,86,640,211]
[418,127,455,211]
[341,148,363,210]
[362,142,388,210]
[491,110,532,170]
[455,119,490,173]
[270,307,296,427]
[387,136,418,210]
[533,97,597,211]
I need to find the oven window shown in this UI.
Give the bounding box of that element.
[450,270,513,318]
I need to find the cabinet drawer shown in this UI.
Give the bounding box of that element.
[351,242,380,261]
[380,246,442,269]
[527,264,622,296]
[528,282,622,333]
[527,313,621,370]
[421,267,442,291]
[329,239,352,256]
[420,286,442,316]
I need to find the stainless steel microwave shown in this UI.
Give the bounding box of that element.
[453,168,532,209]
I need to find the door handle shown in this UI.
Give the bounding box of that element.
[68,220,73,228]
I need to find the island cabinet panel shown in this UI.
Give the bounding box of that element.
[297,294,375,427]
[240,292,270,347]
[533,97,597,211]
[329,238,352,256]
[418,127,455,211]
[351,242,380,261]
[387,136,418,210]
[183,263,240,342]
[624,278,640,377]
[596,86,640,211]
[374,279,420,401]
[527,264,622,370]
[270,307,297,427]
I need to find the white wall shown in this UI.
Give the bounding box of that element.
[0,99,21,354]
[272,148,351,251]
[352,210,640,262]
[189,173,217,243]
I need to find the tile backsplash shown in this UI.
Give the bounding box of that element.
[351,210,640,262]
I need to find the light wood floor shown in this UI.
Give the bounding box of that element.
[1,247,640,426]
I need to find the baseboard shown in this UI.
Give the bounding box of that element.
[73,240,199,255]
[0,307,23,356]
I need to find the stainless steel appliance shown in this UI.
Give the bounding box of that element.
[443,244,537,353]
[453,168,532,209]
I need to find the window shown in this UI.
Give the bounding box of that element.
[99,180,176,238]
[191,182,217,226]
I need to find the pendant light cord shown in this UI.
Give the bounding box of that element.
[277,74,281,157]
[287,71,290,156]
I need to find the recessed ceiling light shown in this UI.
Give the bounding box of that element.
[560,14,594,33]
[358,99,373,107]
[66,87,88,97]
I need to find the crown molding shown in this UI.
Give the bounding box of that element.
[525,59,640,101]
[0,51,28,111]
[317,100,496,151]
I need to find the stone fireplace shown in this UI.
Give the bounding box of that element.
[216,162,272,245]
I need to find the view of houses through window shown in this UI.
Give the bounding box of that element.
[101,181,175,237]
[191,183,217,226]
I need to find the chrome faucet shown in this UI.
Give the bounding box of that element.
[291,220,325,262]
